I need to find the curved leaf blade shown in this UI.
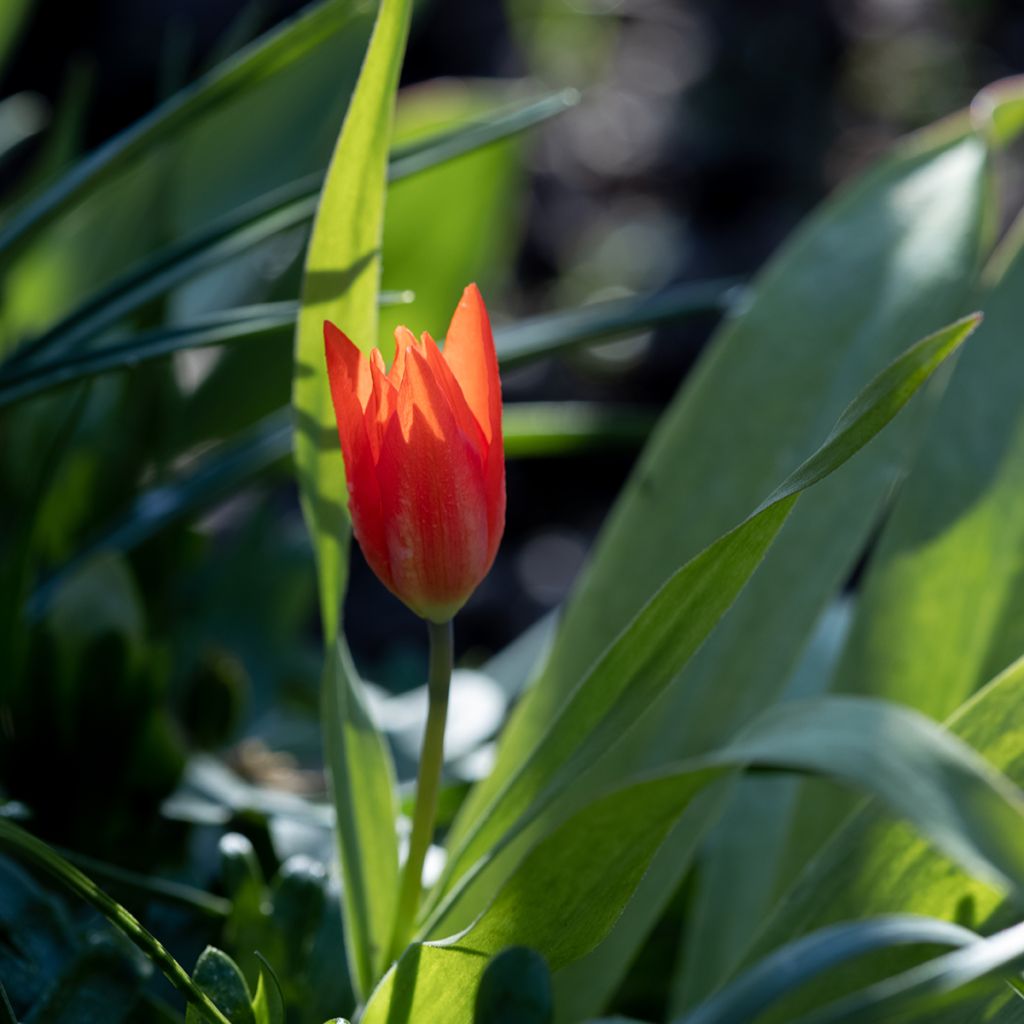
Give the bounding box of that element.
[423,315,980,935]
[291,0,412,644]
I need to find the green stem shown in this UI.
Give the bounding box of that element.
[0,820,233,1024]
[388,618,453,961]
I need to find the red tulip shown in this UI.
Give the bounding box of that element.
[324,284,505,623]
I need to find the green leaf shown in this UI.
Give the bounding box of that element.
[362,692,1024,1024]
[291,0,412,645]
[0,819,233,1024]
[19,939,146,1024]
[676,917,980,1024]
[0,0,31,76]
[322,638,399,1000]
[454,122,993,1017]
[826,203,1024,718]
[2,275,732,411]
[422,315,980,936]
[252,955,285,1024]
[667,600,852,1016]
[0,0,363,261]
[474,947,554,1024]
[4,88,574,374]
[449,124,991,880]
[0,979,14,1024]
[734,653,1024,1020]
[26,410,291,621]
[502,403,655,458]
[494,279,739,367]
[757,176,1024,990]
[186,947,254,1024]
[0,299,405,410]
[789,921,1024,1024]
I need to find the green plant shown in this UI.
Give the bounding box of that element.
[6,3,1024,1024]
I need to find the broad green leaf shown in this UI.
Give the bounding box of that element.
[0,819,232,1024]
[363,693,1024,1024]
[292,0,411,644]
[666,601,853,1017]
[448,121,993,1017]
[474,947,553,1024]
[734,653,1024,1020]
[322,638,399,1000]
[422,315,980,936]
[826,213,1024,722]
[760,179,1024,970]
[186,947,254,1024]
[449,122,991,869]
[676,917,980,1024]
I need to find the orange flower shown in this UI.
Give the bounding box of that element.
[324,284,505,623]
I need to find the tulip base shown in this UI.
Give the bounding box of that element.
[388,617,453,963]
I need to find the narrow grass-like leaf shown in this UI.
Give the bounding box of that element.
[61,847,231,919]
[0,296,404,409]
[291,0,411,644]
[501,403,655,457]
[495,279,740,367]
[0,819,233,1024]
[0,979,15,1024]
[322,638,400,999]
[363,691,1024,1024]
[0,0,363,261]
[3,276,732,409]
[792,921,1024,1024]
[26,409,292,620]
[4,89,574,373]
[422,315,980,934]
[252,954,286,1024]
[677,917,980,1024]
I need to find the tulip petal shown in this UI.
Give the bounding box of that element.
[440,286,505,553]
[442,283,502,446]
[323,321,393,594]
[376,350,491,621]
[421,334,487,460]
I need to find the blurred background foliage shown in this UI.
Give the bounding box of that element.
[3,0,1024,1021]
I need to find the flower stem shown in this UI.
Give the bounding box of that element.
[389,618,453,962]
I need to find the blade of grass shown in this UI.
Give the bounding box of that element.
[675,917,981,1024]
[2,280,735,410]
[3,89,577,372]
[0,0,364,261]
[0,819,233,1024]
[291,0,411,1000]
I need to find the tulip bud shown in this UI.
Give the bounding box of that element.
[324,284,505,622]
